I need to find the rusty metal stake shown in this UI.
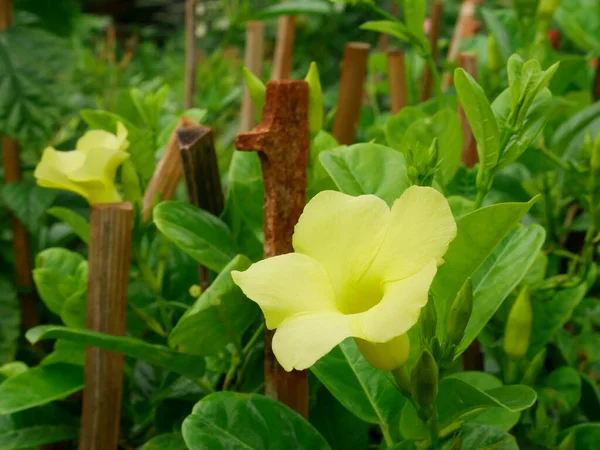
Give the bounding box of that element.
[235,80,309,417]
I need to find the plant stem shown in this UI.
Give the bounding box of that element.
[428,414,439,449]
[473,188,487,210]
[128,303,166,337]
[425,53,443,103]
[243,323,265,355]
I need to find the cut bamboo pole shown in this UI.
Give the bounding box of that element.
[236,80,309,417]
[271,15,296,80]
[241,21,265,132]
[458,53,479,168]
[0,0,39,331]
[142,116,200,221]
[388,50,407,114]
[332,43,371,145]
[177,126,224,290]
[184,0,196,109]
[79,202,133,450]
[421,1,444,101]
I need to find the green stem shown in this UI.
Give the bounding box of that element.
[128,303,166,337]
[194,377,215,394]
[135,247,173,333]
[425,53,443,102]
[473,189,487,210]
[538,144,569,170]
[243,323,265,355]
[428,414,439,449]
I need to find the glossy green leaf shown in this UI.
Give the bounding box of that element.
[46,207,90,243]
[311,339,404,442]
[319,143,410,206]
[1,182,57,234]
[559,423,600,450]
[457,224,546,353]
[0,364,83,414]
[182,392,330,449]
[433,198,537,336]
[307,130,338,198]
[26,326,205,381]
[169,255,259,356]
[455,423,519,450]
[552,102,600,159]
[154,201,237,273]
[0,280,19,365]
[538,366,581,414]
[227,151,264,235]
[404,0,426,43]
[384,107,427,149]
[142,432,187,450]
[360,20,413,43]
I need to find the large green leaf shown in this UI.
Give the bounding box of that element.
[154,201,237,273]
[457,224,546,353]
[385,107,428,149]
[26,326,205,381]
[169,255,259,356]
[319,143,410,206]
[538,366,581,414]
[46,207,90,244]
[1,182,57,234]
[142,432,187,450]
[454,423,519,450]
[432,199,537,335]
[559,423,600,450]
[551,102,600,159]
[182,392,330,449]
[311,339,404,443]
[227,151,264,236]
[0,363,83,414]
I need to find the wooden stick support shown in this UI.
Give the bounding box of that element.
[142,116,200,221]
[241,21,265,132]
[388,50,407,114]
[271,15,296,80]
[421,1,444,101]
[332,42,371,145]
[0,0,13,29]
[184,0,196,108]
[235,80,309,417]
[79,203,133,450]
[458,53,478,168]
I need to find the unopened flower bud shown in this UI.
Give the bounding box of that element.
[504,286,532,360]
[355,333,410,371]
[304,62,323,136]
[421,294,437,344]
[189,284,202,298]
[411,349,438,420]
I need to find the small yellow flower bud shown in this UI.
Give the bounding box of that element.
[355,333,410,371]
[189,284,202,298]
[504,286,532,360]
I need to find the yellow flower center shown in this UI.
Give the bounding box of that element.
[338,277,384,315]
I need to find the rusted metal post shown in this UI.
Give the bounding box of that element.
[332,43,371,145]
[421,1,444,101]
[458,53,479,168]
[79,203,133,450]
[241,21,265,131]
[271,16,296,80]
[185,0,196,108]
[177,126,224,290]
[235,81,309,417]
[388,50,407,114]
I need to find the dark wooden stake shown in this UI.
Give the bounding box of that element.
[458,53,479,168]
[332,42,371,145]
[271,15,296,80]
[388,50,407,114]
[241,21,265,132]
[184,0,196,109]
[421,1,444,101]
[235,80,309,417]
[177,126,224,290]
[79,203,133,450]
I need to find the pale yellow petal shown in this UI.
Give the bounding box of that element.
[292,190,390,301]
[68,147,129,187]
[272,312,362,371]
[359,261,437,343]
[231,253,338,329]
[369,186,456,282]
[76,126,129,154]
[34,147,88,199]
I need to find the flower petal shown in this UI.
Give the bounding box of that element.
[34,147,88,199]
[231,253,338,329]
[272,312,362,371]
[359,261,437,343]
[76,124,129,154]
[292,190,390,300]
[369,186,456,282]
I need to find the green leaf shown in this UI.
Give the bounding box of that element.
[560,423,600,450]
[404,0,426,43]
[249,0,332,20]
[1,182,57,234]
[319,143,410,206]
[227,151,264,236]
[311,339,404,442]
[307,130,338,198]
[142,432,187,450]
[0,280,19,365]
[455,423,519,450]
[182,392,330,449]
[552,102,600,159]
[538,366,581,414]
[580,374,600,421]
[360,20,420,47]
[481,8,514,63]
[154,201,237,273]
[432,199,537,337]
[46,206,90,243]
[454,69,501,176]
[457,224,546,353]
[384,107,428,149]
[26,326,206,381]
[169,255,258,356]
[0,363,83,414]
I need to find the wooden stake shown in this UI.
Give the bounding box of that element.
[184,0,196,108]
[332,43,371,145]
[388,50,407,114]
[241,21,265,132]
[421,1,444,101]
[0,0,13,29]
[458,53,478,168]
[271,15,296,80]
[79,203,133,450]
[142,116,200,221]
[235,80,309,417]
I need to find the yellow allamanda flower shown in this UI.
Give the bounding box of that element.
[232,186,457,372]
[34,123,130,204]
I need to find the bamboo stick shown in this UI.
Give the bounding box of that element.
[271,15,296,80]
[388,50,407,114]
[236,81,310,417]
[142,116,200,221]
[241,21,265,132]
[332,42,371,145]
[79,202,133,450]
[421,1,444,101]
[458,53,478,168]
[185,0,196,108]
